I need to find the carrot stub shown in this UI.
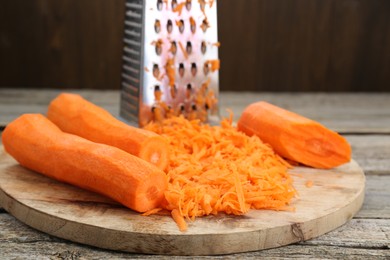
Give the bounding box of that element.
[2,114,168,213]
[47,93,170,170]
[237,101,351,169]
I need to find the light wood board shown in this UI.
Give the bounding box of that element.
[0,147,365,256]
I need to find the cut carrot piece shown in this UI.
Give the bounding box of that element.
[2,114,168,213]
[47,93,170,170]
[237,101,351,169]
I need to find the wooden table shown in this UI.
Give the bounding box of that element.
[0,88,389,259]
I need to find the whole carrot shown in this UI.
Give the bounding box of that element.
[237,101,351,169]
[2,114,168,212]
[47,93,169,170]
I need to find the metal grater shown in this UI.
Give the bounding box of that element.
[120,0,220,127]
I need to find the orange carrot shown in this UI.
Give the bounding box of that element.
[237,101,351,169]
[2,114,168,213]
[47,93,170,170]
[144,114,296,230]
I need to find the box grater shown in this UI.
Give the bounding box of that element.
[120,0,220,127]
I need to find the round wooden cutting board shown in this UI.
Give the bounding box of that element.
[0,147,365,256]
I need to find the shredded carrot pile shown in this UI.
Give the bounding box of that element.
[144,114,296,231]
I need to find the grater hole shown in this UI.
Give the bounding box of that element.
[153,64,160,78]
[172,0,178,10]
[186,0,192,11]
[186,41,192,55]
[167,19,173,34]
[179,104,185,115]
[178,19,185,34]
[154,85,162,101]
[170,85,177,98]
[157,0,163,11]
[201,18,209,32]
[201,41,207,54]
[155,41,162,56]
[188,104,197,120]
[189,17,196,34]
[199,0,206,12]
[203,62,210,75]
[154,19,161,33]
[151,105,163,122]
[191,63,197,76]
[178,63,185,77]
[170,41,177,55]
[186,84,192,99]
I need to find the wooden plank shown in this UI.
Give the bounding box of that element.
[2,1,390,92]
[0,0,125,90]
[0,89,388,257]
[355,175,390,219]
[0,149,365,255]
[1,135,388,218]
[217,0,390,92]
[0,152,387,219]
[219,92,390,134]
[0,214,389,258]
[1,89,390,133]
[346,135,390,175]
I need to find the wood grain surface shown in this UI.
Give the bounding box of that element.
[1,1,390,92]
[0,146,365,255]
[0,90,389,258]
[1,89,390,134]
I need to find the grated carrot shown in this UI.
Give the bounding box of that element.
[178,41,189,60]
[165,58,176,87]
[144,114,297,231]
[173,2,185,16]
[206,59,220,72]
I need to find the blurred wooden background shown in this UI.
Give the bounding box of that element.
[0,0,389,91]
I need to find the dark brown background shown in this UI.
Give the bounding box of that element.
[0,0,389,91]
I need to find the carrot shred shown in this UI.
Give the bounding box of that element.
[165,58,175,87]
[142,208,163,216]
[144,114,297,230]
[178,41,189,60]
[206,59,220,72]
[305,180,314,188]
[173,2,185,16]
[171,209,188,232]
